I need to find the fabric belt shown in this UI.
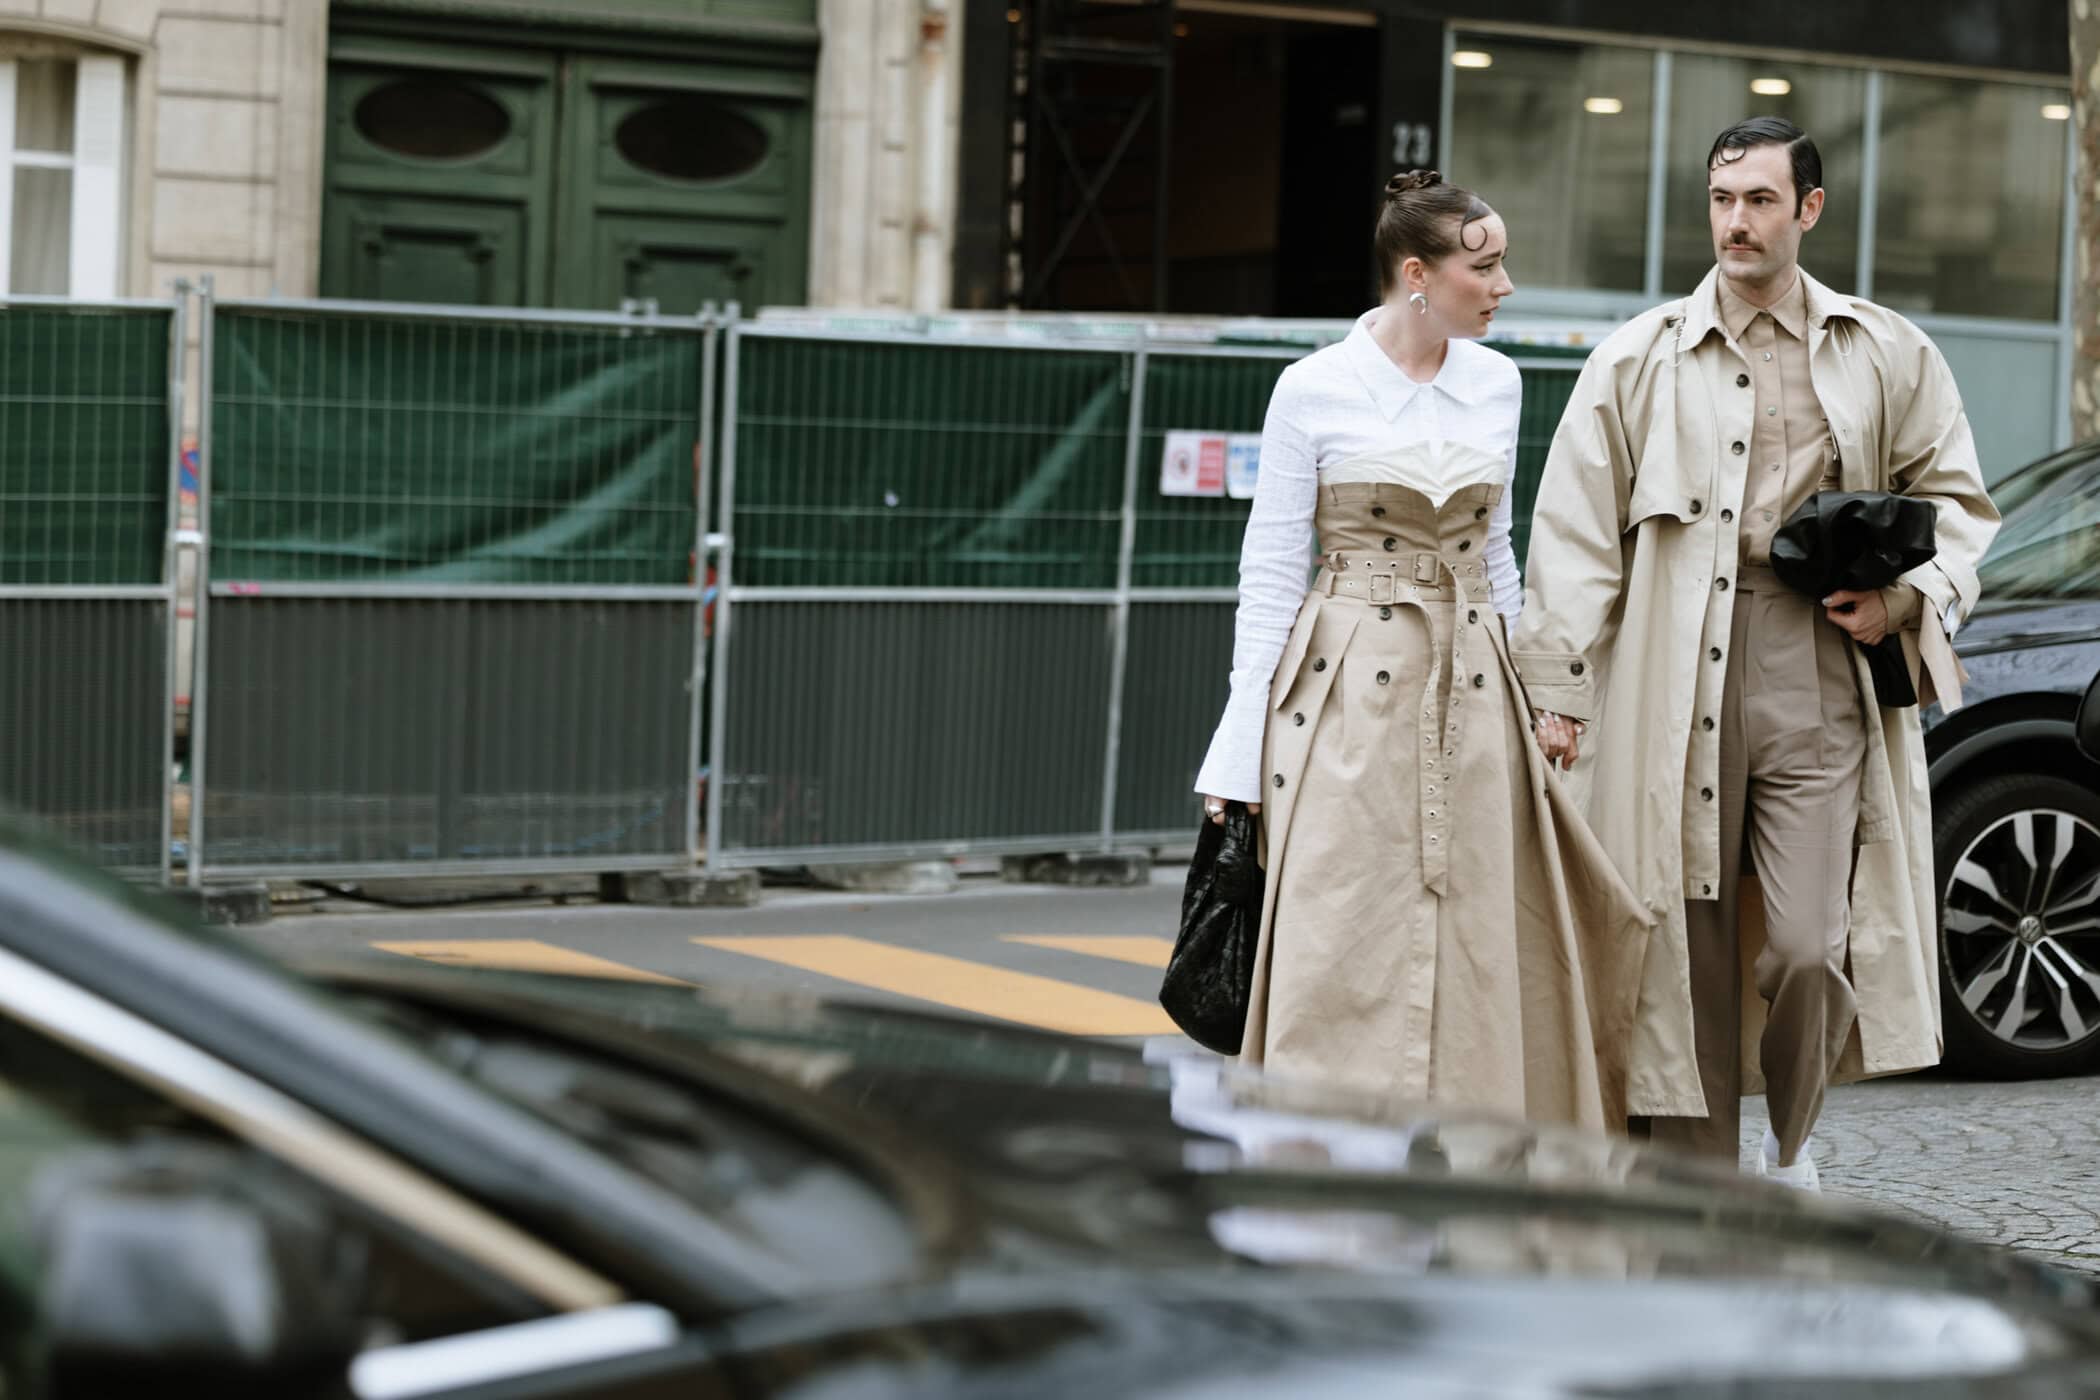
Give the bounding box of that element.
[1735,562,1785,594]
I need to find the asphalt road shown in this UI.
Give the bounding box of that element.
[246,867,2100,1279]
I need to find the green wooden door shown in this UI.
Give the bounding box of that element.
[322,45,559,305]
[554,59,811,312]
[323,39,812,311]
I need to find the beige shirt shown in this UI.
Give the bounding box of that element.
[1715,272,1919,626]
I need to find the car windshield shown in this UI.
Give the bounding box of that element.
[1976,445,2100,602]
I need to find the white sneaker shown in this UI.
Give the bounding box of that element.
[1755,1127,1821,1193]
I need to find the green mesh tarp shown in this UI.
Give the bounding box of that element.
[730,336,1130,589]
[0,307,170,586]
[210,311,703,586]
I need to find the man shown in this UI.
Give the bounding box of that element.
[1512,118,1998,1189]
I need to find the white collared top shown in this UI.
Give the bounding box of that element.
[1193,309,1525,804]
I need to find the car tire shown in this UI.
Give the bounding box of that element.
[1935,772,2100,1078]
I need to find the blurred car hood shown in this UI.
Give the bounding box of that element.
[298,957,2094,1317]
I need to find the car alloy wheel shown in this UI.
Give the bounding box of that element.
[1940,779,2100,1070]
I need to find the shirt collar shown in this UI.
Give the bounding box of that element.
[1680,263,1857,350]
[1716,268,1809,342]
[1344,309,1478,420]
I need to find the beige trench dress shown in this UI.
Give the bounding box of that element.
[1241,443,1652,1133]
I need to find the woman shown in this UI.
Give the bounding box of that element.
[1194,170,1649,1131]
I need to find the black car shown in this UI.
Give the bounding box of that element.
[3,816,2100,1398]
[1925,441,2100,1078]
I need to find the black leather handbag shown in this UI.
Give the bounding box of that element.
[1158,801,1264,1054]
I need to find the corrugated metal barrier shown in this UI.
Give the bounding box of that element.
[0,297,184,876]
[189,295,719,882]
[5,286,1588,884]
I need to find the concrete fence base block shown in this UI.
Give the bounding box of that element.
[804,861,959,895]
[599,869,761,909]
[166,882,275,926]
[999,853,1152,888]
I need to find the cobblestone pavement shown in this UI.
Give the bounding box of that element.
[1741,1073,2100,1277]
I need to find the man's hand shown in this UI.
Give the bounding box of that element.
[1532,710,1585,771]
[1823,588,1889,646]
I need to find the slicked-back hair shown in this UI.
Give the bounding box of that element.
[1707,117,1822,214]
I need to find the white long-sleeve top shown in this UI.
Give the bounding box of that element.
[1192,311,1526,804]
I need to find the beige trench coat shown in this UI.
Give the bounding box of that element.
[1510,267,2000,1118]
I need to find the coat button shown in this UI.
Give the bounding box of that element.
[1474,506,1487,520]
[1379,606,1393,620]
[1372,506,1387,518]
[1735,373,1749,387]
[1721,508,1734,522]
[1313,658,1326,672]
[1570,661,1584,675]
[1710,646,1722,661]
[1457,539,1471,552]
[1703,883,1713,896]
[1702,787,1714,801]
[1702,716,1715,731]
[1467,609,1478,624]
[1731,441,1745,455]
[1273,774,1284,789]
[1293,712,1305,726]
[1690,499,1704,514]
[1472,674,1486,688]
[1717,577,1730,591]
[1377,671,1391,685]
[1382,537,1397,551]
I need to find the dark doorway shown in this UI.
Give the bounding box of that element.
[1273,25,1381,317]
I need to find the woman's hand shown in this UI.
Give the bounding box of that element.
[1531,710,1585,771]
[1201,795,1261,826]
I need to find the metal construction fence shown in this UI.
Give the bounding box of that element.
[0,296,185,879]
[0,288,1588,883]
[706,322,1585,868]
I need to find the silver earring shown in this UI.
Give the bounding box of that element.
[1409,291,1428,315]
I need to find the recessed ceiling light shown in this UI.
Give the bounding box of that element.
[1584,97,1625,115]
[1451,50,1493,70]
[1750,77,1793,97]
[2043,102,2072,120]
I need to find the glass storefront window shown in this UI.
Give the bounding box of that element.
[1449,35,1653,293]
[1872,75,2067,321]
[1662,55,1866,297]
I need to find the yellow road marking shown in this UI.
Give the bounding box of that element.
[1003,934,1175,969]
[374,939,689,985]
[693,935,1176,1036]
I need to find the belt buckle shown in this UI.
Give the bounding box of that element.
[1368,572,1395,605]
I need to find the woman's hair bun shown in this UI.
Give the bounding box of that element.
[1385,169,1442,197]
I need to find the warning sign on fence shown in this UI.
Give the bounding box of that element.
[1160,430,1260,498]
